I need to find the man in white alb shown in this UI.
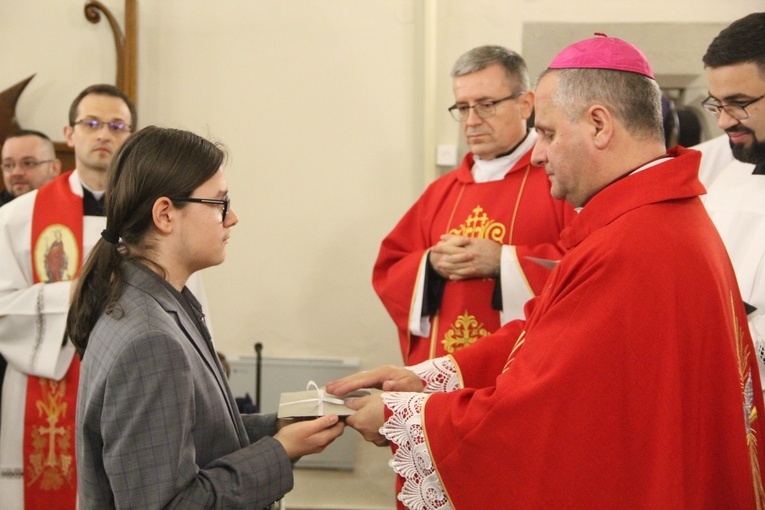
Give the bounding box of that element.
[695,12,765,391]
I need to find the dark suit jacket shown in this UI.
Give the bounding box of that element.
[76,261,292,509]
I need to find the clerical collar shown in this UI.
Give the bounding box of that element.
[472,130,537,183]
[79,179,106,217]
[80,179,105,201]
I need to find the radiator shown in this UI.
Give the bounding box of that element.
[226,355,360,470]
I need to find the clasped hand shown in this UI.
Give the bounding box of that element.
[429,234,501,280]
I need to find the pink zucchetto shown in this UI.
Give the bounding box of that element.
[548,33,655,79]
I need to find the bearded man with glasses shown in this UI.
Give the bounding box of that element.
[694,12,765,396]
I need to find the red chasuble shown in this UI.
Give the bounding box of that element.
[374,149,573,365]
[24,171,82,510]
[423,148,765,509]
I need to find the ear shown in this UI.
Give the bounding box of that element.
[51,159,62,178]
[587,104,614,150]
[152,197,175,235]
[63,125,75,148]
[519,91,535,121]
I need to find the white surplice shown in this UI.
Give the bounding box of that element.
[697,135,765,393]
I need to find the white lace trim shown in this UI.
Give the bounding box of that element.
[406,357,461,393]
[381,392,452,510]
[755,335,765,367]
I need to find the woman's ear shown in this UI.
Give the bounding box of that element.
[152,197,175,235]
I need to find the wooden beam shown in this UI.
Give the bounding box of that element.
[84,0,137,106]
[123,0,137,104]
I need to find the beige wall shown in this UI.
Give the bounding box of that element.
[2,1,762,508]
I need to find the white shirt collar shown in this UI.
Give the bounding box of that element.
[471,130,538,183]
[70,169,106,200]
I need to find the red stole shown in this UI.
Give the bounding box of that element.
[23,171,81,509]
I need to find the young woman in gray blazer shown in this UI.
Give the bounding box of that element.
[67,126,344,509]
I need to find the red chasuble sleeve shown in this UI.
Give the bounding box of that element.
[420,149,765,509]
[449,317,525,389]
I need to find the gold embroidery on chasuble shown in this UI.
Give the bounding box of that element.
[26,378,75,490]
[33,224,78,283]
[439,206,506,353]
[441,311,491,353]
[448,205,506,242]
[731,294,765,508]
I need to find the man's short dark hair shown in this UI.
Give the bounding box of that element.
[68,84,137,131]
[4,129,53,144]
[3,130,57,159]
[703,12,765,73]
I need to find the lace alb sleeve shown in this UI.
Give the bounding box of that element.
[381,392,452,510]
[406,356,461,393]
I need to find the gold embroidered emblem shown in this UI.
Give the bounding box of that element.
[33,224,79,283]
[26,378,75,490]
[449,205,505,241]
[441,311,490,353]
[731,293,765,508]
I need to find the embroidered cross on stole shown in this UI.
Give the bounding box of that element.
[24,172,82,509]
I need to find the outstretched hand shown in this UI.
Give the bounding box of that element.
[345,393,388,447]
[325,365,424,397]
[274,414,345,460]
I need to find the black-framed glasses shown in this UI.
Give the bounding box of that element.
[701,94,765,120]
[1,159,53,173]
[448,92,524,121]
[169,197,230,223]
[72,119,132,134]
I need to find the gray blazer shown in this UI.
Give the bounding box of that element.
[76,261,293,509]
